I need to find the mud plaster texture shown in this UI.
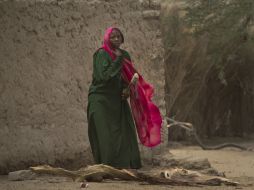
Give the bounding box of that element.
[0,0,165,174]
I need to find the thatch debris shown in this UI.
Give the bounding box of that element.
[30,164,239,186]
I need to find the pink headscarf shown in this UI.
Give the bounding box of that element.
[101,27,162,147]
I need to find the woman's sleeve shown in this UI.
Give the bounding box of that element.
[123,51,131,61]
[93,50,123,82]
[122,50,132,88]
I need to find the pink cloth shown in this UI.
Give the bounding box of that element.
[101,27,162,147]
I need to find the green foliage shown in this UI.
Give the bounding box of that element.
[185,0,254,73]
[161,0,254,84]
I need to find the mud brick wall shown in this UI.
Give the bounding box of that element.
[0,0,165,173]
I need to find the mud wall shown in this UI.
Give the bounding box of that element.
[0,0,165,174]
[162,0,254,140]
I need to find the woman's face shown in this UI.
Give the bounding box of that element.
[109,29,123,49]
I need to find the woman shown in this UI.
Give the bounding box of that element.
[87,28,142,169]
[87,27,162,169]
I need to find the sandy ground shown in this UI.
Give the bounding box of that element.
[1,144,254,190]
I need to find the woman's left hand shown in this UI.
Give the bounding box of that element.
[122,88,130,100]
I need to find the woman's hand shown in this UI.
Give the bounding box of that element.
[113,49,122,57]
[122,88,130,100]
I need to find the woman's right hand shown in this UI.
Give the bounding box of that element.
[113,49,122,57]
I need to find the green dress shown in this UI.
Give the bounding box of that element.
[87,49,141,169]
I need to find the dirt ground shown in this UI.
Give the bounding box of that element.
[1,143,254,190]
